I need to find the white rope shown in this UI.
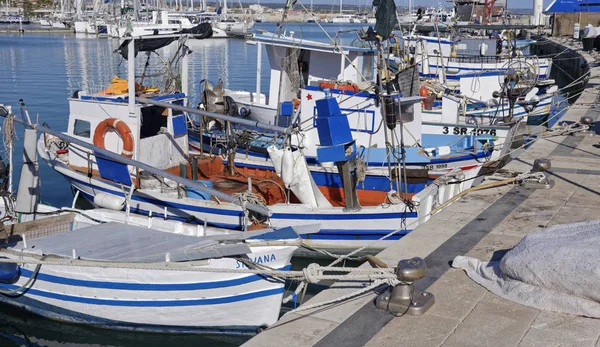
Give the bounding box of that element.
[286,278,400,314]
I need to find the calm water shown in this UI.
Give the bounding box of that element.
[0,22,365,346]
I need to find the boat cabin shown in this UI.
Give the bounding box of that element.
[66,37,190,177]
[225,33,423,159]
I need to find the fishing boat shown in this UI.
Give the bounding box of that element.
[0,210,300,333]
[404,34,553,80]
[197,32,513,169]
[32,33,478,253]
[0,103,301,333]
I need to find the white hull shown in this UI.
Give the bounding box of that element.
[40,136,479,252]
[0,246,294,332]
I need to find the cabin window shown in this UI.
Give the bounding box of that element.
[140,106,168,139]
[171,99,184,116]
[73,119,90,138]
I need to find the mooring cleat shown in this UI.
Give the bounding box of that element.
[375,257,435,316]
[520,158,554,189]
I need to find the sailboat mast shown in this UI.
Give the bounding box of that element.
[340,0,342,15]
[223,0,228,19]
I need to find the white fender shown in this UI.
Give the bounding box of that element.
[281,147,294,189]
[93,193,125,211]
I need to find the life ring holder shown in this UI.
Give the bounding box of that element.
[93,118,135,158]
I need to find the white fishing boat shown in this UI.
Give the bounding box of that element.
[207,32,517,167]
[0,206,300,333]
[32,34,479,253]
[403,35,553,80]
[0,102,301,333]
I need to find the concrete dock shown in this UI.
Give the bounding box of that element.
[243,39,600,347]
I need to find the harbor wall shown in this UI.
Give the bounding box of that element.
[531,37,590,103]
[551,13,600,37]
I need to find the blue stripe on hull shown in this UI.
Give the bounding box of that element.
[0,283,285,307]
[18,264,292,291]
[67,174,244,217]
[271,211,418,220]
[74,187,242,229]
[301,229,411,240]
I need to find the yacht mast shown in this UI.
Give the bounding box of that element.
[339,0,342,15]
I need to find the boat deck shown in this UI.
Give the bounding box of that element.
[8,222,250,262]
[242,38,600,347]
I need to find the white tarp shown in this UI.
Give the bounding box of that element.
[584,24,600,38]
[453,220,600,317]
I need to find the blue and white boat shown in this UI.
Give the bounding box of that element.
[0,217,300,333]
[36,34,480,253]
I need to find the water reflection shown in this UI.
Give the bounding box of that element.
[0,304,246,347]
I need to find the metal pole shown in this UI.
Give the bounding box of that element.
[256,41,262,104]
[135,97,293,134]
[3,115,272,217]
[181,45,189,102]
[128,38,136,117]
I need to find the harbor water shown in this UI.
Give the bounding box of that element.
[0,22,365,346]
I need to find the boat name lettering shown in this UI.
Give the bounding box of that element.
[235,254,277,268]
[442,126,497,136]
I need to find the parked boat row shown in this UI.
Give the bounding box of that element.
[0,5,570,337]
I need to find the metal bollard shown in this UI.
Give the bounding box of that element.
[375,257,435,316]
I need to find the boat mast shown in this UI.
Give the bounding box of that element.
[223,0,228,19]
[339,0,342,15]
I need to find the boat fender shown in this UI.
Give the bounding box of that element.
[93,192,125,211]
[281,147,294,189]
[0,258,20,284]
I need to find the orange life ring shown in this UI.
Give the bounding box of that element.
[93,118,135,158]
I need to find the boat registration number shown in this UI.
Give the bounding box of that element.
[423,163,448,170]
[442,126,497,136]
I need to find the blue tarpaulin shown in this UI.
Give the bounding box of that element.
[546,0,600,13]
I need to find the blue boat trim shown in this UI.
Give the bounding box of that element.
[73,188,242,229]
[18,264,292,291]
[271,211,418,220]
[300,228,412,241]
[65,174,244,217]
[0,283,285,307]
